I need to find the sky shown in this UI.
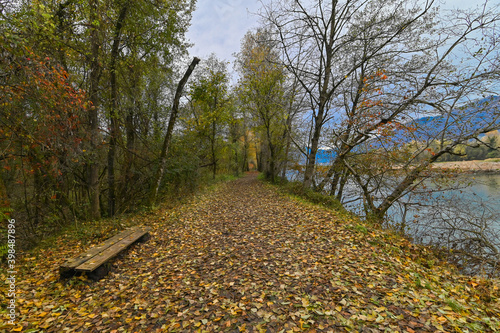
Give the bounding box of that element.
[185,0,489,77]
[185,0,262,65]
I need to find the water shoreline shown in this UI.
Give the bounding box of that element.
[431,160,500,174]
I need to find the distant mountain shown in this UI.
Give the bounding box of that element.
[405,95,500,142]
[309,96,500,165]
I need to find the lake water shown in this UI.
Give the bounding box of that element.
[458,173,500,201]
[339,173,500,233]
[287,170,500,248]
[385,173,500,231]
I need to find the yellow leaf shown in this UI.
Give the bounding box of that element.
[434,323,444,331]
[12,327,24,332]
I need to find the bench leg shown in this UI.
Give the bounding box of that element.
[137,233,151,243]
[87,264,110,281]
[60,267,79,279]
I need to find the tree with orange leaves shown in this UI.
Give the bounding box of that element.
[1,33,88,233]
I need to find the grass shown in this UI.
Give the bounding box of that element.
[277,180,347,213]
[446,298,465,312]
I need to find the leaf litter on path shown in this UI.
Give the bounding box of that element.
[2,173,500,332]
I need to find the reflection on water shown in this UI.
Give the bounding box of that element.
[286,170,500,230]
[394,173,500,229]
[338,173,500,225]
[286,171,500,218]
[466,173,500,198]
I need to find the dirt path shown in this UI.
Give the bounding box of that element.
[8,174,500,332]
[128,174,351,331]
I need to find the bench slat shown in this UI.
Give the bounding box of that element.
[75,227,151,272]
[60,226,141,270]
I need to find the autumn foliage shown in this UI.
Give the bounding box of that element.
[1,34,87,234]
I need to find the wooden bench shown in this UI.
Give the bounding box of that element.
[60,225,151,280]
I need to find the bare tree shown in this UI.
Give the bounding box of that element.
[148,57,200,207]
[336,2,500,218]
[262,0,500,206]
[262,0,500,275]
[260,0,439,188]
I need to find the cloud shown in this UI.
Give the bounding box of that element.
[186,0,261,63]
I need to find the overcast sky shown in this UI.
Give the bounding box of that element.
[185,0,488,73]
[185,0,262,64]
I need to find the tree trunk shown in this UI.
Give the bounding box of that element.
[280,114,293,180]
[107,4,128,217]
[303,113,323,188]
[266,131,276,182]
[336,168,349,201]
[148,57,200,206]
[123,107,135,178]
[0,171,9,213]
[211,111,217,179]
[88,0,101,220]
[121,60,139,198]
[374,148,450,221]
